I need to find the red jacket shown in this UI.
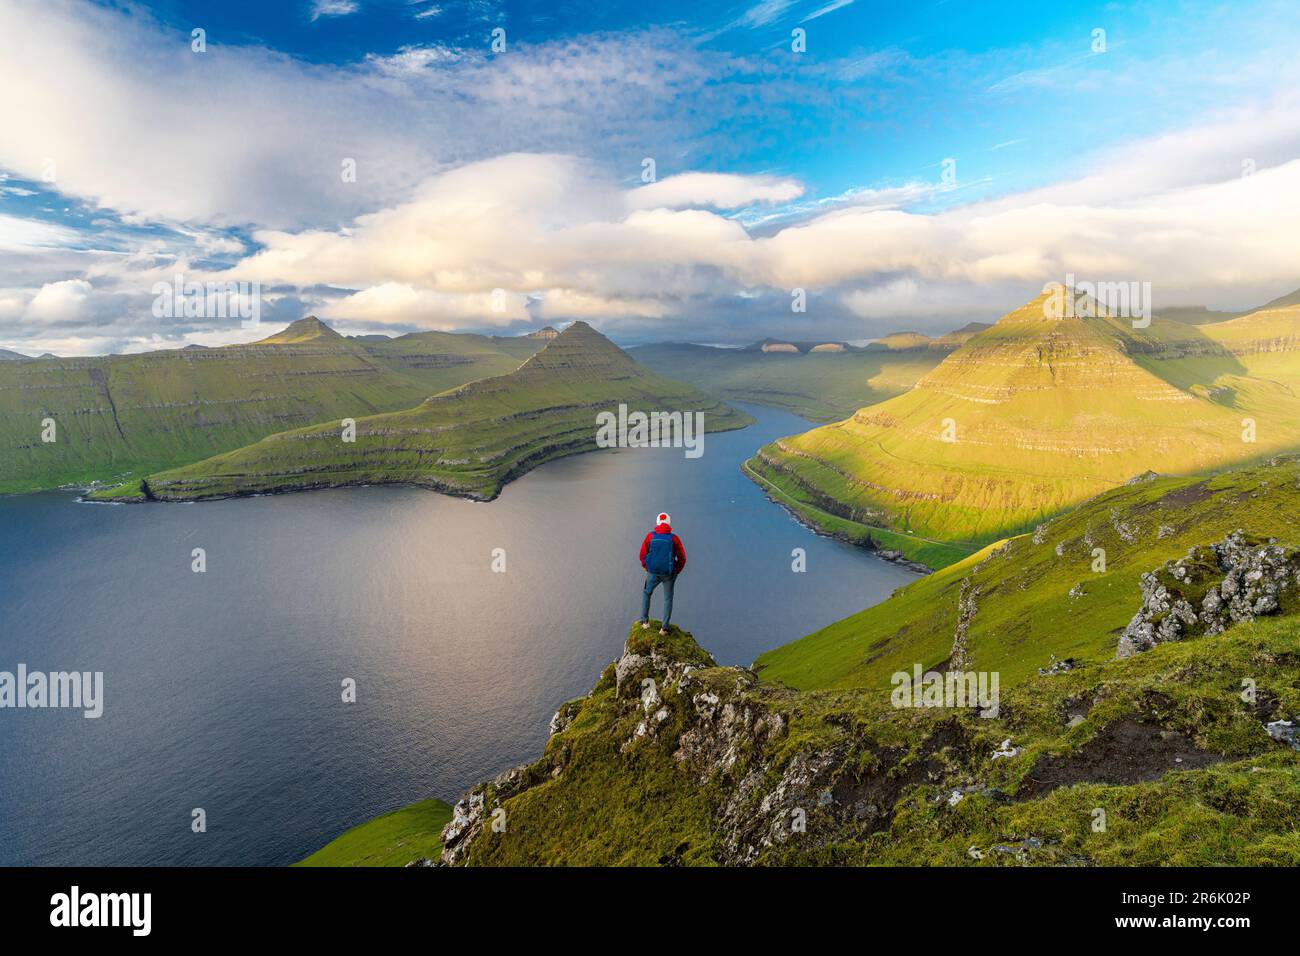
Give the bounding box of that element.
[639,522,686,575]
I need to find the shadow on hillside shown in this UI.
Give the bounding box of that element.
[1127,319,1249,396]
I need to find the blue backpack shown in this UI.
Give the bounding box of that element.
[646,532,675,575]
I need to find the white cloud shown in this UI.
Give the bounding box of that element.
[801,0,853,23]
[627,173,804,210]
[740,158,1300,301]
[320,283,529,327]
[7,113,1300,352]
[0,215,80,252]
[738,0,795,28]
[534,289,669,320]
[0,293,27,322]
[207,139,1300,339]
[25,279,92,322]
[365,44,462,76]
[984,96,1300,210]
[310,0,359,21]
[0,1,754,230]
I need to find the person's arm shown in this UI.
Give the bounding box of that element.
[639,533,650,569]
[673,535,686,574]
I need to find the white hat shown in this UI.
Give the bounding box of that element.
[656,512,671,525]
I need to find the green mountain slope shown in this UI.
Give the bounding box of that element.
[0,317,544,494]
[96,322,751,502]
[630,340,945,422]
[748,291,1300,564]
[437,616,1299,866]
[932,321,993,348]
[755,454,1300,691]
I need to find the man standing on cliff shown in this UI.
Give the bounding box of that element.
[637,512,687,635]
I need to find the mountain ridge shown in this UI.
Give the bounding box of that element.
[745,289,1300,559]
[251,315,345,346]
[92,321,751,502]
[0,318,546,494]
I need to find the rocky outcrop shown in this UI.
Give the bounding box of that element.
[440,763,536,865]
[548,698,583,737]
[1117,531,1300,657]
[874,549,934,574]
[1266,720,1300,751]
[950,578,981,670]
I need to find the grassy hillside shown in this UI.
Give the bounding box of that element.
[296,798,453,867]
[630,341,944,422]
[755,454,1300,691]
[439,617,1299,866]
[748,291,1300,562]
[94,322,751,502]
[740,457,977,570]
[436,448,1300,867]
[0,317,542,494]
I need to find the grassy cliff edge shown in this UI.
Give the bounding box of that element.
[437,619,1299,866]
[295,798,454,867]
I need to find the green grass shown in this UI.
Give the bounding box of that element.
[751,292,1300,555]
[0,318,543,494]
[295,798,454,867]
[630,342,943,423]
[755,453,1300,691]
[766,616,1300,866]
[95,322,751,502]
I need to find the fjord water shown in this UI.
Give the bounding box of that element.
[0,404,915,865]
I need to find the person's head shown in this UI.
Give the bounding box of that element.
[656,512,670,527]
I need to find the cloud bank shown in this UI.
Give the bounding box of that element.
[1,0,1299,353]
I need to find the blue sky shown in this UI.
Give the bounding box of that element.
[109,0,1294,207]
[2,0,1299,352]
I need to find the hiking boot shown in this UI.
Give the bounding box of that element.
[640,620,651,629]
[659,627,669,636]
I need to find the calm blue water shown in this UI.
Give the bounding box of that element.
[0,404,916,865]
